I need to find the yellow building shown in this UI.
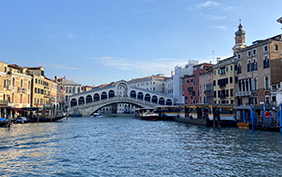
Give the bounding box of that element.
[213,56,238,105]
[25,67,51,109]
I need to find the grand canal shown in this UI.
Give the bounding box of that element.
[1,115,282,176]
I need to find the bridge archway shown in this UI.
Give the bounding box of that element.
[145,94,150,102]
[152,95,158,103]
[86,95,92,103]
[159,97,165,105]
[166,99,172,105]
[130,90,136,98]
[137,92,143,100]
[101,92,107,100]
[71,98,77,106]
[94,93,100,101]
[78,96,85,105]
[109,90,115,98]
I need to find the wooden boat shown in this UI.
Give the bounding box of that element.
[26,115,66,123]
[237,122,251,129]
[13,117,28,124]
[0,118,8,127]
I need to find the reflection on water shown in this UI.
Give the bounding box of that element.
[1,116,282,176]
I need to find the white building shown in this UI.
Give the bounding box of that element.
[173,60,198,104]
[128,73,169,93]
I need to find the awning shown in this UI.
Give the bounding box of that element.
[21,107,41,111]
[10,108,22,111]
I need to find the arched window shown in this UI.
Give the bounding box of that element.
[145,94,150,102]
[71,99,77,107]
[65,95,69,103]
[78,97,85,105]
[86,95,92,103]
[20,79,23,88]
[109,90,115,98]
[152,95,158,103]
[159,97,165,105]
[94,93,100,101]
[73,87,76,93]
[237,63,241,74]
[137,92,143,100]
[66,87,69,93]
[253,59,257,70]
[28,81,31,89]
[101,92,107,100]
[263,56,269,69]
[69,87,72,93]
[130,90,136,98]
[12,78,15,87]
[166,99,172,105]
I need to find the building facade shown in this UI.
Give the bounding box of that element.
[213,56,238,105]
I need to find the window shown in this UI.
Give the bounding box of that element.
[237,54,241,59]
[265,76,269,90]
[12,78,15,87]
[247,60,253,72]
[248,50,251,57]
[230,65,233,71]
[253,60,257,70]
[254,78,257,91]
[20,79,23,88]
[214,70,216,75]
[231,89,234,97]
[4,79,6,87]
[226,66,228,72]
[252,49,257,55]
[4,66,6,73]
[230,77,233,83]
[275,44,278,51]
[218,69,220,74]
[263,56,269,69]
[235,76,238,83]
[214,91,216,98]
[226,89,229,97]
[237,64,241,74]
[264,45,269,52]
[213,80,216,86]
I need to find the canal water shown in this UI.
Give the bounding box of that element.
[1,115,282,177]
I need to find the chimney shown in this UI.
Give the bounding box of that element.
[217,57,221,64]
[55,76,58,82]
[210,61,212,64]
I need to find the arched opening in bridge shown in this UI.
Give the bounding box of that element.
[94,93,100,101]
[101,92,107,100]
[152,95,158,103]
[130,90,136,98]
[86,95,92,103]
[109,90,115,98]
[78,97,85,105]
[166,99,172,105]
[71,98,77,107]
[145,94,150,102]
[137,92,143,100]
[159,97,165,105]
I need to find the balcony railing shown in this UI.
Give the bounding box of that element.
[236,91,252,97]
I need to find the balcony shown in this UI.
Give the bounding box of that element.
[7,85,13,90]
[204,89,213,95]
[219,95,226,100]
[18,87,27,93]
[236,91,252,97]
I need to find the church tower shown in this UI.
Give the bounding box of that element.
[232,22,247,55]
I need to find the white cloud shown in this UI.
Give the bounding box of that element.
[23,60,81,70]
[91,56,190,76]
[213,25,227,30]
[196,1,220,8]
[205,14,226,20]
[186,1,234,11]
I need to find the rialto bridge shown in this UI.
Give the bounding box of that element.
[69,80,174,116]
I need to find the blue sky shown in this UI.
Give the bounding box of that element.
[0,0,281,86]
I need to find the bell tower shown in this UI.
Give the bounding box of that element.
[232,20,247,55]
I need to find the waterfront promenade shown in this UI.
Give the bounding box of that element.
[1,115,282,176]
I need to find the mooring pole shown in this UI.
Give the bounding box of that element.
[263,104,266,122]
[251,105,254,131]
[280,103,282,133]
[243,111,245,122]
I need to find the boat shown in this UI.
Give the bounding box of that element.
[135,108,159,121]
[237,122,251,129]
[91,113,99,117]
[253,116,281,132]
[14,117,27,124]
[154,106,180,121]
[25,115,66,123]
[0,118,8,127]
[176,104,237,127]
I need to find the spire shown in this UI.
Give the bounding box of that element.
[235,19,245,37]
